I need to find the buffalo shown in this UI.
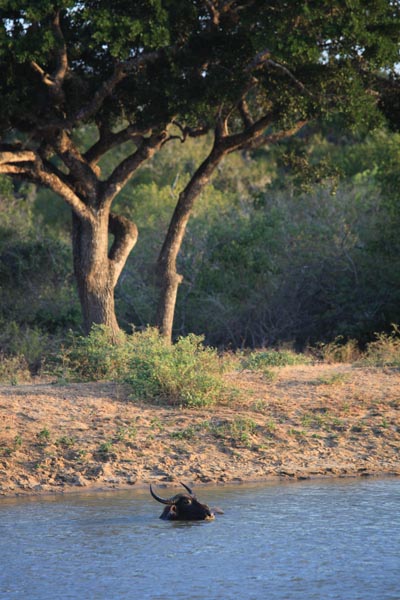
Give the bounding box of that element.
[150,482,222,521]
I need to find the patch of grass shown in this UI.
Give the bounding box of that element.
[0,353,31,384]
[76,449,87,461]
[37,428,51,443]
[0,321,53,375]
[205,417,257,447]
[170,426,197,440]
[314,372,350,386]
[300,411,346,432]
[252,399,267,412]
[13,434,23,448]
[358,325,400,367]
[98,440,114,454]
[0,434,23,457]
[311,336,360,363]
[55,326,129,381]
[288,428,306,437]
[125,330,230,408]
[114,425,137,442]
[55,435,76,448]
[266,419,277,432]
[241,349,310,373]
[229,417,257,445]
[301,413,316,428]
[150,417,164,432]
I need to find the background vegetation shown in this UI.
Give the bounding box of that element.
[2,123,399,373]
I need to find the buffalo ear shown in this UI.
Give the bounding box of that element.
[167,505,177,518]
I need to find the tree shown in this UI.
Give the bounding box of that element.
[1,1,399,341]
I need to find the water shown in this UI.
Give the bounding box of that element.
[0,478,399,600]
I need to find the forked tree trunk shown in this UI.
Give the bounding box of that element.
[72,208,138,339]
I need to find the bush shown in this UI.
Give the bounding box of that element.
[56,326,230,407]
[0,353,31,384]
[0,320,53,374]
[55,326,129,381]
[359,325,400,367]
[311,336,361,363]
[241,349,310,372]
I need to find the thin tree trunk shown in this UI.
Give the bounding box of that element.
[155,147,225,341]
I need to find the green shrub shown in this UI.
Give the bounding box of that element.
[241,349,310,373]
[56,326,129,381]
[56,325,230,407]
[125,330,227,407]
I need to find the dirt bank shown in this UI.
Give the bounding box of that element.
[0,363,399,496]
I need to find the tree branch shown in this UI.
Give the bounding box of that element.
[204,1,249,26]
[168,121,210,143]
[245,120,308,150]
[30,60,54,87]
[217,111,276,152]
[0,147,95,223]
[238,98,254,129]
[0,149,37,165]
[103,131,168,205]
[108,213,139,286]
[29,11,68,107]
[84,123,153,166]
[51,10,68,85]
[52,131,99,199]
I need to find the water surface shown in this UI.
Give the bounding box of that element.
[0,478,399,599]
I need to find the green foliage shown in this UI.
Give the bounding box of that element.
[0,321,51,373]
[130,331,229,407]
[2,0,400,353]
[241,349,310,371]
[0,187,79,334]
[57,326,129,381]
[3,123,400,353]
[55,435,76,448]
[57,325,230,407]
[2,2,399,138]
[170,142,400,347]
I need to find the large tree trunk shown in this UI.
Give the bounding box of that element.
[72,209,138,339]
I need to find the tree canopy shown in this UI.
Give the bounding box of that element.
[1,0,400,339]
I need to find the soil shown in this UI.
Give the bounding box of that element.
[0,363,399,497]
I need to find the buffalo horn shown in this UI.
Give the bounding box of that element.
[180,482,195,496]
[150,484,173,505]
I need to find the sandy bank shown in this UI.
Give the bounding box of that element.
[0,363,399,497]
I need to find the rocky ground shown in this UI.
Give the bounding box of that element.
[0,363,399,496]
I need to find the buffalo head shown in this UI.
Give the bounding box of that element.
[150,482,216,521]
